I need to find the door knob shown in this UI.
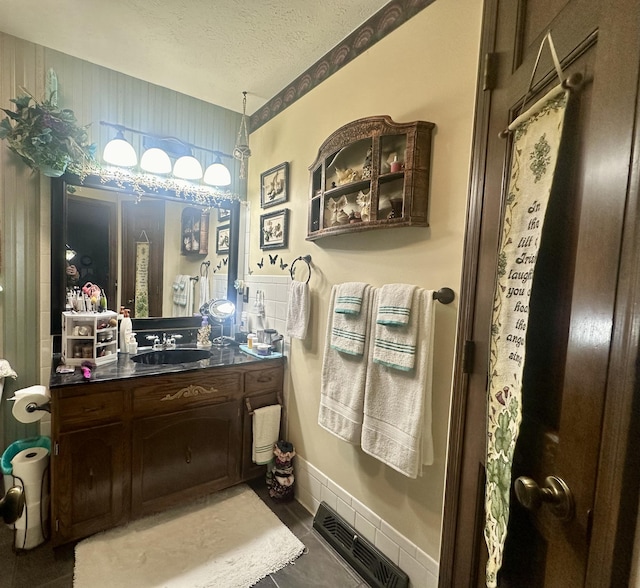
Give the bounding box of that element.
[514,475,575,521]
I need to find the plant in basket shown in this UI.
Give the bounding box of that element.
[0,90,95,176]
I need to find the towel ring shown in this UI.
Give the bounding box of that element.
[289,255,312,284]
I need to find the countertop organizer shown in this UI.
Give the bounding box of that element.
[61,311,118,366]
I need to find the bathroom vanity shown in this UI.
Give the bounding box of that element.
[48,350,284,546]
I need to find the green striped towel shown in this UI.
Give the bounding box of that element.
[373,286,420,371]
[330,284,372,355]
[334,282,368,314]
[376,283,416,326]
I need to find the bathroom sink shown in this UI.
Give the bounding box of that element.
[130,349,212,365]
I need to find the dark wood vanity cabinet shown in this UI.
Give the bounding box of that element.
[50,359,285,546]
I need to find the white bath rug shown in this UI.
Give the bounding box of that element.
[74,484,305,588]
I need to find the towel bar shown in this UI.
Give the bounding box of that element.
[245,390,284,415]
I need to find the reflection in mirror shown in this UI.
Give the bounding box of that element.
[51,175,240,336]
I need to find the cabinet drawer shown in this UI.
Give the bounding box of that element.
[133,370,242,417]
[57,390,124,432]
[245,364,283,393]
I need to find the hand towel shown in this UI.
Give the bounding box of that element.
[286,281,310,340]
[334,282,368,315]
[0,360,17,380]
[252,404,282,465]
[172,276,195,317]
[372,288,419,371]
[0,359,17,402]
[319,285,374,444]
[199,274,210,309]
[361,288,436,478]
[376,283,416,326]
[172,275,188,306]
[331,283,371,355]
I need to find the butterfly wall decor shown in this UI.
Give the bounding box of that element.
[269,254,278,265]
[257,258,264,269]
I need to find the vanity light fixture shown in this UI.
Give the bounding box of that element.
[102,127,138,167]
[173,155,204,180]
[99,121,232,184]
[140,147,172,174]
[203,156,232,186]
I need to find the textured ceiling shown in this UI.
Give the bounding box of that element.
[0,0,389,114]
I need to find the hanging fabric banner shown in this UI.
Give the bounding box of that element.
[135,232,150,318]
[484,84,570,587]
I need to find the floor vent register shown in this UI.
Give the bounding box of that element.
[312,502,409,588]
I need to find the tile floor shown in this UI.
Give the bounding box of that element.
[0,479,368,588]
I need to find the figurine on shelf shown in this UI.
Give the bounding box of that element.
[356,190,371,222]
[348,210,362,223]
[362,147,372,179]
[325,195,349,226]
[335,166,362,185]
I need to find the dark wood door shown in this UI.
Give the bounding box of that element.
[66,195,117,309]
[53,423,127,546]
[131,402,241,517]
[440,1,640,586]
[122,200,165,317]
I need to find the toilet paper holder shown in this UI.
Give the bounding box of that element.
[25,401,50,414]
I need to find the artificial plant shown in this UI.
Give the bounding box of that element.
[0,91,95,176]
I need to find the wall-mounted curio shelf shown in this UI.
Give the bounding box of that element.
[307,115,435,240]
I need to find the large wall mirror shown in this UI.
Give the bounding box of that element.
[50,175,240,335]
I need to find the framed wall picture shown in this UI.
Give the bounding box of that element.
[260,161,289,208]
[217,207,231,222]
[216,224,230,254]
[260,209,289,250]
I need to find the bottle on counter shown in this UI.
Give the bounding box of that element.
[119,309,132,353]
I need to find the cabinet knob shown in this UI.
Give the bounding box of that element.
[185,447,192,464]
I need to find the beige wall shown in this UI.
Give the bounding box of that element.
[246,0,482,559]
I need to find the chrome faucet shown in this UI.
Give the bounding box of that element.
[147,333,182,350]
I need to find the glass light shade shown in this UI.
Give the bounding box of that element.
[140,148,172,174]
[102,133,138,167]
[173,155,203,180]
[203,161,231,186]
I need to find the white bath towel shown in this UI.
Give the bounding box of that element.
[330,283,371,355]
[286,281,310,340]
[376,283,416,326]
[319,285,374,444]
[373,286,420,371]
[334,282,368,315]
[362,288,435,478]
[252,404,282,465]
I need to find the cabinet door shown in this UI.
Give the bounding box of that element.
[131,401,241,517]
[52,423,127,545]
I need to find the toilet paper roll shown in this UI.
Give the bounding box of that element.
[11,447,49,502]
[11,394,49,423]
[9,385,49,402]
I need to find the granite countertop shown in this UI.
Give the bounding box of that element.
[49,346,284,388]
